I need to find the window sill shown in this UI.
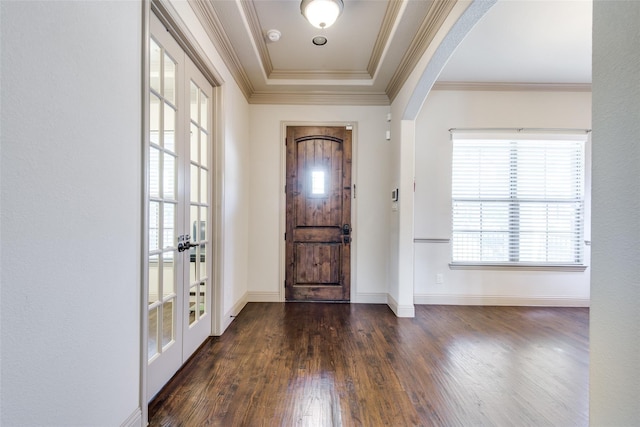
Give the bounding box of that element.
[448,263,588,272]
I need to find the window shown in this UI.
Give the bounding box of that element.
[451,133,586,267]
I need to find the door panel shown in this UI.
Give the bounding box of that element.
[286,126,352,301]
[147,15,184,399]
[147,12,213,401]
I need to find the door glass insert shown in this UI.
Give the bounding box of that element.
[148,34,179,365]
[148,307,159,359]
[148,255,159,305]
[150,95,161,145]
[161,300,174,348]
[163,105,176,152]
[187,80,210,326]
[150,39,161,94]
[311,170,326,195]
[164,53,176,105]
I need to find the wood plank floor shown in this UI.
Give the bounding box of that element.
[149,303,589,426]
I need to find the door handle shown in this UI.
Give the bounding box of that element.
[178,235,198,253]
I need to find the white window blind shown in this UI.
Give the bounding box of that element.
[451,134,586,266]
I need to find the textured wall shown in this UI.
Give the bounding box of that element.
[590,1,640,424]
[1,1,142,425]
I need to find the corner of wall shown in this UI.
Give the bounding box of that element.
[386,293,415,317]
[219,291,249,335]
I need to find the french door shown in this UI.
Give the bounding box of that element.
[147,13,213,401]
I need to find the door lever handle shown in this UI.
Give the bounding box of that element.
[178,234,199,252]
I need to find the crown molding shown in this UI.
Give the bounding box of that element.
[241,0,274,76]
[268,70,373,80]
[432,81,593,92]
[188,0,254,100]
[367,0,404,77]
[249,91,390,105]
[386,0,457,101]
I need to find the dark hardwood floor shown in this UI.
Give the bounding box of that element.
[148,303,589,426]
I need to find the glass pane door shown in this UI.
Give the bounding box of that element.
[148,37,179,363]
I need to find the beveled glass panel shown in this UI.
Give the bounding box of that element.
[163,52,176,104]
[198,282,206,318]
[149,201,160,251]
[200,168,208,204]
[150,39,161,94]
[200,90,208,130]
[163,104,176,152]
[161,300,174,349]
[189,244,197,286]
[190,205,199,242]
[199,243,207,281]
[189,283,198,326]
[190,81,198,123]
[190,123,199,164]
[200,206,208,241]
[163,153,176,199]
[149,147,160,198]
[148,255,160,305]
[191,165,199,203]
[147,307,159,360]
[162,256,175,297]
[189,284,197,325]
[150,94,161,146]
[200,130,208,167]
[163,202,175,249]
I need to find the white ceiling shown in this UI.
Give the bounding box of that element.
[438,0,592,85]
[190,0,592,104]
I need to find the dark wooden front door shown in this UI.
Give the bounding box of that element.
[285,126,352,301]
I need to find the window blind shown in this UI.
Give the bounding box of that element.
[451,136,585,265]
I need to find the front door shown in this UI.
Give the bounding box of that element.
[285,126,352,301]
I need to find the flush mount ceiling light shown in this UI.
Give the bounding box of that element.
[300,0,344,29]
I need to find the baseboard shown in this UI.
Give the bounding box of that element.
[386,293,416,317]
[414,294,590,307]
[120,408,142,427]
[221,292,249,333]
[247,291,282,302]
[353,292,388,304]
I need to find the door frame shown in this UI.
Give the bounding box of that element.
[279,121,358,302]
[141,0,226,424]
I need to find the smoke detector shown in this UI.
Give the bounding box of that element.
[266,29,281,42]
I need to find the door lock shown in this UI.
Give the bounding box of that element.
[342,224,351,244]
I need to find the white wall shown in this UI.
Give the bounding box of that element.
[221,83,251,325]
[1,1,142,425]
[413,89,592,305]
[591,1,640,423]
[247,105,391,302]
[169,0,252,333]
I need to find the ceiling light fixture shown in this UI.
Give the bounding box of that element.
[300,0,343,29]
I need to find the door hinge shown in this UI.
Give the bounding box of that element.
[284,232,287,241]
[284,184,287,193]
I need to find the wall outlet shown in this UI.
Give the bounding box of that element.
[436,273,444,284]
